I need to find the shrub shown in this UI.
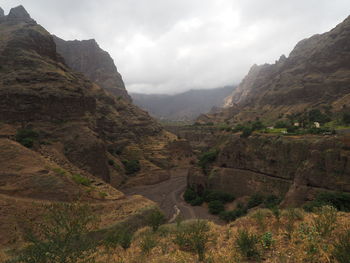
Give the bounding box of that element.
[251,121,265,131]
[312,205,337,237]
[122,160,141,175]
[15,129,39,148]
[198,149,219,170]
[11,203,97,263]
[104,227,133,250]
[263,195,282,209]
[261,232,274,250]
[247,193,264,209]
[332,229,350,263]
[108,159,115,166]
[174,220,211,262]
[184,187,197,203]
[252,210,267,232]
[342,112,350,125]
[203,190,234,203]
[189,197,204,206]
[147,209,166,232]
[240,127,252,138]
[303,191,350,212]
[208,200,225,215]
[139,231,157,255]
[235,229,260,260]
[219,205,247,222]
[72,174,91,186]
[275,121,290,128]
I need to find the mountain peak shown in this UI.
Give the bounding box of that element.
[8,5,32,21]
[0,7,4,17]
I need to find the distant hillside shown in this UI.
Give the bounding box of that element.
[131,86,235,121]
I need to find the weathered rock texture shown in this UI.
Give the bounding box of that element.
[187,133,350,206]
[200,15,350,124]
[0,5,176,247]
[53,35,131,102]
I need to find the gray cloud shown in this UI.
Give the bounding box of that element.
[2,0,350,94]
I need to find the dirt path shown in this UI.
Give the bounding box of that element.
[122,167,221,223]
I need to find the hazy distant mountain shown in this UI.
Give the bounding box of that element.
[131,86,235,121]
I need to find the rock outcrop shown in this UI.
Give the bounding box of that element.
[187,133,350,206]
[202,15,350,124]
[0,7,4,17]
[53,36,131,102]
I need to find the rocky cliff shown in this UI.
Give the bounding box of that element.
[0,6,180,247]
[53,35,131,102]
[187,132,350,207]
[201,15,350,124]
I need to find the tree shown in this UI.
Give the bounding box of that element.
[147,209,165,232]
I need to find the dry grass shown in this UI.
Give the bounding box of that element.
[88,208,350,263]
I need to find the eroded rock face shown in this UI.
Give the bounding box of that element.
[0,6,173,188]
[187,133,350,207]
[53,36,132,102]
[203,15,350,124]
[7,5,33,22]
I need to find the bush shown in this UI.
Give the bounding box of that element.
[174,220,211,262]
[308,109,331,124]
[275,121,290,128]
[235,229,260,260]
[104,227,133,250]
[312,205,337,237]
[252,121,265,131]
[198,149,218,170]
[219,206,247,222]
[342,112,350,125]
[184,188,197,203]
[11,203,97,263]
[240,127,252,138]
[303,191,350,212]
[247,193,264,209]
[332,229,350,263]
[203,190,234,203]
[208,200,225,215]
[189,197,204,206]
[72,174,91,186]
[260,232,274,250]
[108,159,115,166]
[147,209,166,232]
[263,195,282,209]
[122,160,141,175]
[15,129,39,148]
[139,231,157,255]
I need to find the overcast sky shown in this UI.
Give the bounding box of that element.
[1,1,350,94]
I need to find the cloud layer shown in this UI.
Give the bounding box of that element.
[2,0,350,94]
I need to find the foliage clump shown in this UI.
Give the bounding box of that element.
[15,129,39,148]
[72,174,91,186]
[122,159,141,175]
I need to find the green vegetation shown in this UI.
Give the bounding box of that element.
[203,190,235,203]
[72,174,91,186]
[15,128,39,148]
[208,200,225,215]
[303,191,350,212]
[198,149,219,171]
[147,209,166,232]
[246,193,264,209]
[312,205,337,237]
[332,229,350,263]
[219,204,247,222]
[139,231,157,255]
[260,232,274,250]
[235,229,260,260]
[9,203,97,263]
[174,220,211,262]
[342,112,350,125]
[104,227,133,250]
[52,167,66,176]
[122,159,141,175]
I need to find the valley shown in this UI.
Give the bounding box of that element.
[0,3,349,263]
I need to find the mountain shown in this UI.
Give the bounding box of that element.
[0,5,180,247]
[131,86,235,121]
[199,16,350,124]
[53,35,131,102]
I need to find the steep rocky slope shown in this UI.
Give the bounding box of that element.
[53,35,131,102]
[187,133,350,206]
[0,5,179,247]
[200,15,350,124]
[131,86,235,121]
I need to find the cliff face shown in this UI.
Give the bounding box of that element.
[0,6,175,188]
[187,133,350,206]
[53,35,131,102]
[203,15,350,124]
